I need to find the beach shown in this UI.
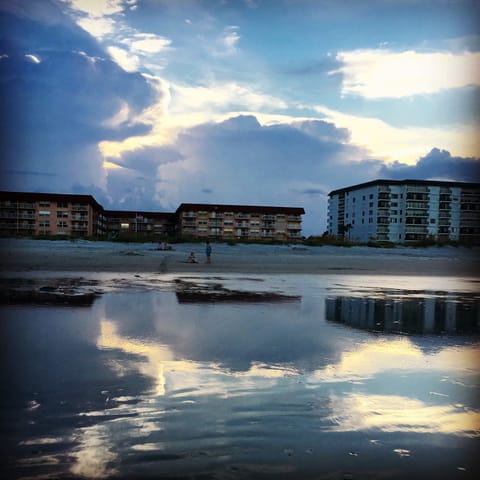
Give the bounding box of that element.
[1,238,479,479]
[1,238,479,277]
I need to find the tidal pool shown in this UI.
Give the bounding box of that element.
[1,274,479,479]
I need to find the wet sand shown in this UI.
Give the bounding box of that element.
[0,239,479,277]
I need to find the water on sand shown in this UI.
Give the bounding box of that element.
[1,274,479,479]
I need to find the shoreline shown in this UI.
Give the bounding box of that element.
[1,238,479,277]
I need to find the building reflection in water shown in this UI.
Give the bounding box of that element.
[325,292,479,334]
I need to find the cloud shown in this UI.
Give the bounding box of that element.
[124,33,171,54]
[24,53,41,63]
[333,49,480,99]
[107,45,140,72]
[146,115,383,233]
[0,5,157,195]
[379,148,480,183]
[217,25,240,55]
[314,105,480,164]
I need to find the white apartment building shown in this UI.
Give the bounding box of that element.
[328,179,480,244]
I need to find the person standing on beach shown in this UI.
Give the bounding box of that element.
[205,240,212,264]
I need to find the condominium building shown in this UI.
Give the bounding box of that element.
[0,192,305,241]
[0,191,106,237]
[104,210,176,239]
[328,179,480,244]
[176,203,305,241]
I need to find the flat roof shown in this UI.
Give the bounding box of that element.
[0,190,104,209]
[104,210,175,219]
[176,203,305,215]
[328,179,480,197]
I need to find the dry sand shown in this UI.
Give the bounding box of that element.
[1,238,479,277]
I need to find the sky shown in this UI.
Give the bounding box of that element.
[0,0,479,235]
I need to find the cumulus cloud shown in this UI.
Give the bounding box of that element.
[333,49,480,99]
[147,115,382,233]
[379,148,480,183]
[0,4,157,196]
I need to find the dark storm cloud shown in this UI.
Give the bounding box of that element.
[379,148,480,182]
[0,2,157,193]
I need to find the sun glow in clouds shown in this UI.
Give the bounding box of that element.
[315,105,479,163]
[334,49,480,99]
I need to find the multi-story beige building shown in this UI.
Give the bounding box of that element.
[0,192,305,242]
[176,203,305,241]
[0,191,106,237]
[104,210,176,239]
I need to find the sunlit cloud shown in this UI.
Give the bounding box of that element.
[170,81,287,113]
[328,393,480,437]
[65,0,123,39]
[122,33,172,54]
[25,53,41,64]
[99,79,289,159]
[106,45,139,72]
[314,104,480,163]
[68,0,124,17]
[334,49,480,99]
[76,15,116,38]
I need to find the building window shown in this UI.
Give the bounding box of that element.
[57,211,68,218]
[369,194,374,199]
[57,221,68,228]
[57,202,68,208]
[39,221,50,227]
[39,210,50,216]
[430,218,436,224]
[121,223,129,229]
[39,202,50,207]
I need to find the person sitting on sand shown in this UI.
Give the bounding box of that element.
[187,252,197,263]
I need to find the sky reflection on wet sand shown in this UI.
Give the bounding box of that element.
[0,274,479,479]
